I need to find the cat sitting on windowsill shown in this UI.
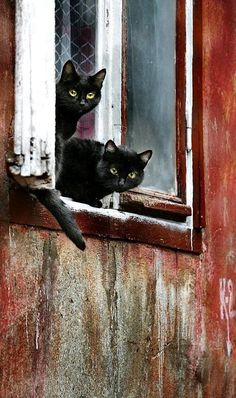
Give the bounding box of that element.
[8,60,152,250]
[57,138,152,208]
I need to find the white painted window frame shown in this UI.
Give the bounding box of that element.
[95,0,122,145]
[93,0,123,208]
[14,0,55,187]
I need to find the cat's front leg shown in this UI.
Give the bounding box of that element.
[87,198,103,208]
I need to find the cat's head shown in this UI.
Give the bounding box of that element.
[96,140,152,193]
[56,60,106,117]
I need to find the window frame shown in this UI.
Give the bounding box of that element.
[120,0,191,220]
[95,0,122,145]
[14,0,55,186]
[9,0,204,253]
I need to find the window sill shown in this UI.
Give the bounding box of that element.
[120,189,191,221]
[9,189,202,253]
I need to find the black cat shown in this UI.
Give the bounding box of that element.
[55,60,106,176]
[57,138,152,208]
[32,61,106,250]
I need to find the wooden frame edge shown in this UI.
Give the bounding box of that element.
[9,189,202,253]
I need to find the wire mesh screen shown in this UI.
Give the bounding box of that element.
[55,0,97,138]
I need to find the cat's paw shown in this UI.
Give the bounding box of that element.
[6,152,23,176]
[6,152,25,176]
[9,164,21,175]
[6,152,24,167]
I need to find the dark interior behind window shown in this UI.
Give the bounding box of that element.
[55,0,97,139]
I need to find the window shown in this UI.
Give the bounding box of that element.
[126,0,177,194]
[11,0,204,253]
[120,0,192,222]
[55,0,122,146]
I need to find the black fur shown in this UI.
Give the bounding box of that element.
[34,61,106,250]
[33,188,85,250]
[56,138,152,208]
[55,60,106,176]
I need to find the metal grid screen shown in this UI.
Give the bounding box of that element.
[55,0,97,138]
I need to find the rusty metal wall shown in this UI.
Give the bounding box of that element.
[1,0,236,397]
[1,228,200,397]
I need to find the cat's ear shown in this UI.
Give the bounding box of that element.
[138,150,152,166]
[91,69,106,88]
[60,60,78,82]
[104,140,117,154]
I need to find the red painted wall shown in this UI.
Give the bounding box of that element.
[199,1,236,395]
[0,1,236,397]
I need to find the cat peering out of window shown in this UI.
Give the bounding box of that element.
[9,61,152,250]
[57,137,152,208]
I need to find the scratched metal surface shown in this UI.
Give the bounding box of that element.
[198,1,236,396]
[1,1,236,397]
[1,228,199,398]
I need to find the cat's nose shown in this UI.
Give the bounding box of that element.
[118,178,125,186]
[80,99,86,106]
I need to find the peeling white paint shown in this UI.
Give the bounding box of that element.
[14,0,55,182]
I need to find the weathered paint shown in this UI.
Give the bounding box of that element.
[1,1,236,397]
[199,1,236,396]
[14,0,55,180]
[1,229,199,397]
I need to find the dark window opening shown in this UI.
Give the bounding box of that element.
[55,0,97,139]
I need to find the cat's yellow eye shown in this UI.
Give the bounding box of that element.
[110,167,118,175]
[86,92,95,100]
[128,171,137,179]
[69,89,77,97]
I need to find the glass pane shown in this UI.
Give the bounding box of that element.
[126,0,176,194]
[55,0,96,138]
